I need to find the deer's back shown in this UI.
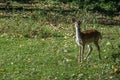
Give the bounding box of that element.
[81,30,101,43]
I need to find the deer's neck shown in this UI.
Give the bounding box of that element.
[75,24,82,46]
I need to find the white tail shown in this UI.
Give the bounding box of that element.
[74,19,102,63]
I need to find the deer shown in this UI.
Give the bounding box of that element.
[73,19,102,63]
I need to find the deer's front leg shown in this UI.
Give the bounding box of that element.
[80,45,84,63]
[78,47,81,63]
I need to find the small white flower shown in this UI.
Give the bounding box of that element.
[11,62,14,65]
[106,42,111,45]
[103,49,106,52]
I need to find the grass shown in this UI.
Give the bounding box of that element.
[0,34,119,80]
[0,2,120,80]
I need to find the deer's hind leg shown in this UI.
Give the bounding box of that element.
[84,44,93,60]
[94,42,102,60]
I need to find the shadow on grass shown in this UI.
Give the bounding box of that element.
[96,18,120,26]
[0,4,120,26]
[112,52,120,62]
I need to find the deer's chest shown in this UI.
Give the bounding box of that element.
[76,38,83,46]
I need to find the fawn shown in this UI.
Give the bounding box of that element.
[73,19,102,63]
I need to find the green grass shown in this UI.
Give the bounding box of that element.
[0,27,119,80]
[0,3,120,80]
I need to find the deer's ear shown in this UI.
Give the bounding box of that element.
[79,19,83,23]
[72,17,76,23]
[77,19,82,24]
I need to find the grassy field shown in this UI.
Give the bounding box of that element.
[0,2,120,80]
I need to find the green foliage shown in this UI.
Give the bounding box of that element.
[0,0,119,15]
[77,0,119,14]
